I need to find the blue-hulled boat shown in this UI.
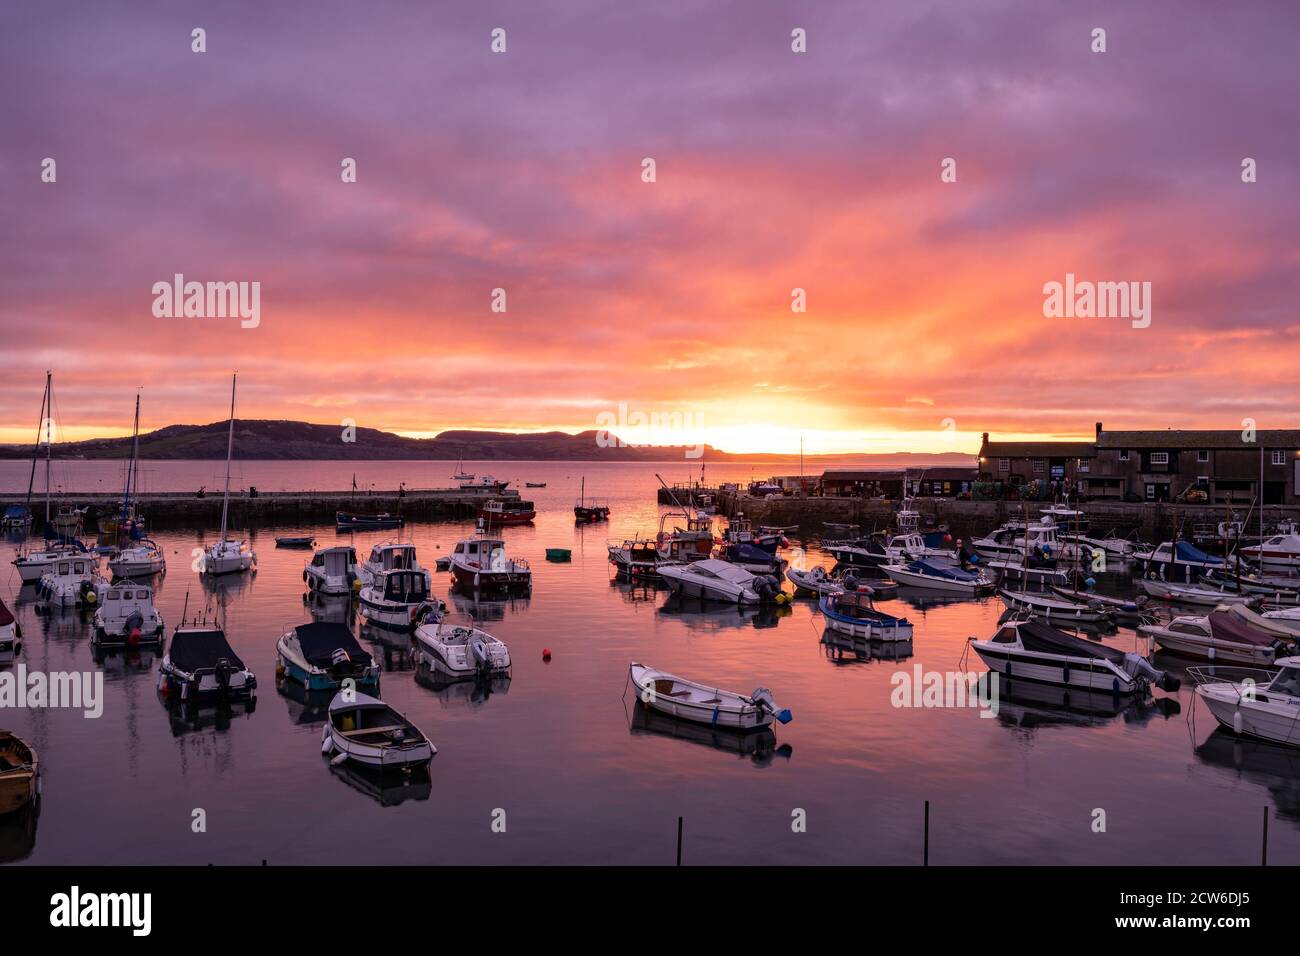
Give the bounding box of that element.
[819,591,913,641]
[276,621,379,691]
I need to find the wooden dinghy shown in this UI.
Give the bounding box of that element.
[0,731,38,816]
[628,662,791,732]
[321,692,435,770]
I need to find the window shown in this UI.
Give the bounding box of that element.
[1197,449,1209,462]
[998,458,1009,473]
[1150,452,1169,465]
[1118,449,1129,461]
[1272,450,1286,465]
[1077,458,1090,473]
[1033,460,1045,475]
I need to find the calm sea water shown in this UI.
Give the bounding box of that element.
[1,460,1297,865]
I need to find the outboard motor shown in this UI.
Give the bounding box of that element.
[753,575,779,601]
[470,636,491,676]
[214,658,232,695]
[1124,652,1180,692]
[842,573,861,592]
[751,687,793,724]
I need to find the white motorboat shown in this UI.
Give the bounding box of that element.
[459,475,507,492]
[972,517,1090,561]
[1140,578,1255,606]
[304,545,360,596]
[158,625,257,702]
[275,621,379,691]
[356,542,430,590]
[883,559,993,594]
[970,618,1180,694]
[1192,657,1300,747]
[822,535,891,568]
[1133,540,1225,581]
[1258,606,1300,639]
[0,599,20,665]
[107,538,166,578]
[13,542,89,584]
[448,530,531,591]
[202,374,256,577]
[413,611,512,680]
[818,591,913,641]
[92,583,164,648]
[1139,610,1279,665]
[985,558,1070,586]
[1048,586,1153,624]
[359,568,433,629]
[997,588,1115,625]
[1227,603,1300,640]
[885,531,955,563]
[36,555,106,607]
[1079,533,1139,558]
[629,662,791,731]
[786,565,887,596]
[1039,503,1089,534]
[657,558,782,604]
[321,692,435,769]
[1241,533,1300,572]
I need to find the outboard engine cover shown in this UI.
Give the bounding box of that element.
[471,637,490,671]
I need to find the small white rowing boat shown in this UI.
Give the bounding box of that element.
[321,692,435,769]
[629,662,791,731]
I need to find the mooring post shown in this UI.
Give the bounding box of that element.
[1262,806,1269,866]
[924,800,930,866]
[676,816,683,867]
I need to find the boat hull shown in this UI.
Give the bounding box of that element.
[1197,686,1300,747]
[972,641,1139,693]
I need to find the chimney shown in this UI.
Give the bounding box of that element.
[981,432,989,444]
[1095,422,1102,439]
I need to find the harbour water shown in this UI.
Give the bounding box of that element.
[2,460,1299,865]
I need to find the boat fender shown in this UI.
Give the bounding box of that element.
[711,707,720,728]
[1062,663,1070,684]
[1158,673,1181,692]
[1233,708,1244,735]
[330,751,349,767]
[1208,645,1216,660]
[321,735,334,754]
[775,708,793,724]
[303,569,308,583]
[1112,676,1121,694]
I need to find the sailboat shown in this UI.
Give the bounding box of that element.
[452,452,474,481]
[107,392,165,578]
[202,374,256,576]
[12,372,89,582]
[573,476,610,522]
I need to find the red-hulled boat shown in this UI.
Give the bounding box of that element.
[477,498,536,526]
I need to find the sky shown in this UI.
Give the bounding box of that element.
[1,0,1297,455]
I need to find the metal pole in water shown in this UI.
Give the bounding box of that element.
[924,800,930,866]
[676,816,683,866]
[1262,806,1269,866]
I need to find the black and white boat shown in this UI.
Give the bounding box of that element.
[658,558,782,604]
[819,590,913,641]
[336,511,404,530]
[1133,540,1226,581]
[357,542,431,590]
[883,559,993,594]
[158,625,257,702]
[359,568,433,629]
[997,588,1115,625]
[36,555,107,607]
[970,618,1180,694]
[320,693,435,769]
[92,583,164,648]
[628,662,791,731]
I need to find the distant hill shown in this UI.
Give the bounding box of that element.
[0,419,977,466]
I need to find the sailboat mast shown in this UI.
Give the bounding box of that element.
[44,371,52,524]
[219,373,236,539]
[24,374,49,512]
[120,393,140,543]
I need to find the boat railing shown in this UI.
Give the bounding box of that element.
[1186,665,1278,696]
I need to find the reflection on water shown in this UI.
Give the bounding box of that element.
[4,460,1300,864]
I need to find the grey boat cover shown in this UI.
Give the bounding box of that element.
[1207,610,1276,647]
[1016,619,1128,665]
[295,621,373,667]
[169,629,246,673]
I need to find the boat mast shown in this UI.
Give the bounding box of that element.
[219,373,236,540]
[44,371,53,525]
[24,373,49,516]
[119,392,141,545]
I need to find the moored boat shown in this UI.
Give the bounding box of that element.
[1140,578,1255,606]
[335,511,404,530]
[1139,610,1280,665]
[304,545,360,596]
[448,531,531,591]
[0,599,20,665]
[413,608,511,680]
[321,692,435,769]
[970,618,1180,694]
[997,588,1115,625]
[883,559,993,594]
[276,535,315,548]
[203,374,257,577]
[658,558,782,604]
[819,590,913,641]
[0,732,38,816]
[359,568,434,629]
[1133,540,1226,581]
[1240,533,1300,572]
[276,621,379,691]
[36,555,106,607]
[92,583,164,648]
[107,538,165,578]
[158,625,257,703]
[628,662,791,731]
[477,497,536,525]
[1192,658,1300,747]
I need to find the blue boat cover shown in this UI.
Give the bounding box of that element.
[726,543,778,565]
[907,559,982,583]
[3,505,29,520]
[1174,541,1223,564]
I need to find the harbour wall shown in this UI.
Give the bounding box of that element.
[716,491,1300,542]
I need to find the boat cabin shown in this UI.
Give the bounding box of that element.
[453,537,510,570]
[368,544,417,571]
[380,570,428,604]
[314,547,358,576]
[101,585,154,616]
